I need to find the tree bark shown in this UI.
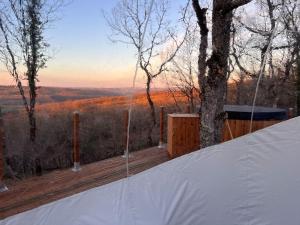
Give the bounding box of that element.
[296,51,300,116]
[146,75,156,146]
[27,0,39,143]
[193,0,252,148]
[29,111,37,142]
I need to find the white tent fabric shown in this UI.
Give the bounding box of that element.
[1,117,300,225]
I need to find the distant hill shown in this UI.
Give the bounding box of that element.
[0,86,147,113]
[36,91,185,113]
[0,85,182,114]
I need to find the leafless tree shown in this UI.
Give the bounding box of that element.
[192,0,252,148]
[281,0,300,115]
[106,0,187,145]
[231,0,298,108]
[0,0,62,142]
[168,18,200,112]
[234,0,287,104]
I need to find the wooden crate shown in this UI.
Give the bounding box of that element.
[167,114,200,158]
[168,113,282,158]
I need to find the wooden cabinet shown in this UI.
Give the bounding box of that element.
[167,114,200,159]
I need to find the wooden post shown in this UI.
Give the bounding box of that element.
[0,107,8,192]
[72,111,81,172]
[124,110,129,150]
[158,106,165,148]
[288,108,294,119]
[122,110,131,158]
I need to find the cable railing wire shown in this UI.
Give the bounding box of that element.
[249,10,282,133]
[125,0,155,177]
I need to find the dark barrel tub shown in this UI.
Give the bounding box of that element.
[223,105,288,141]
[224,105,288,121]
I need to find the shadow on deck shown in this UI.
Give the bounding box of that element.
[0,147,169,219]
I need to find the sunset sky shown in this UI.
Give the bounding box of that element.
[0,0,188,88]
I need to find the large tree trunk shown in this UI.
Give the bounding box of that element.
[192,0,209,146]
[296,52,300,116]
[193,0,251,148]
[200,75,227,146]
[200,3,233,147]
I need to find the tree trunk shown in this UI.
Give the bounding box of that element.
[146,76,156,146]
[199,4,233,147]
[193,0,252,148]
[296,52,300,116]
[27,0,39,143]
[192,0,209,147]
[28,81,37,143]
[200,76,227,146]
[293,33,300,115]
[29,111,36,142]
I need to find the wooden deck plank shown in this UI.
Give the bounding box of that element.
[0,147,169,219]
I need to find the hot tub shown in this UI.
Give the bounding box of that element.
[222,105,287,141]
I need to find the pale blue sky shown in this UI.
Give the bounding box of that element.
[42,0,138,88]
[1,0,187,88]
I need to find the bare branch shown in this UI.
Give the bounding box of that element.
[230,0,253,10]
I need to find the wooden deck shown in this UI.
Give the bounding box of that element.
[0,147,169,219]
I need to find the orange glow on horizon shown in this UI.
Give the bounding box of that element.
[0,67,168,89]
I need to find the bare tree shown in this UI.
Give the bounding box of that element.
[0,0,61,142]
[230,0,299,109]
[168,20,200,112]
[106,0,186,145]
[192,0,252,148]
[233,0,294,106]
[281,0,300,115]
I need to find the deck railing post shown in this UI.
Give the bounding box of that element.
[0,107,8,192]
[158,106,165,148]
[122,109,131,158]
[72,111,81,172]
[124,109,129,150]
